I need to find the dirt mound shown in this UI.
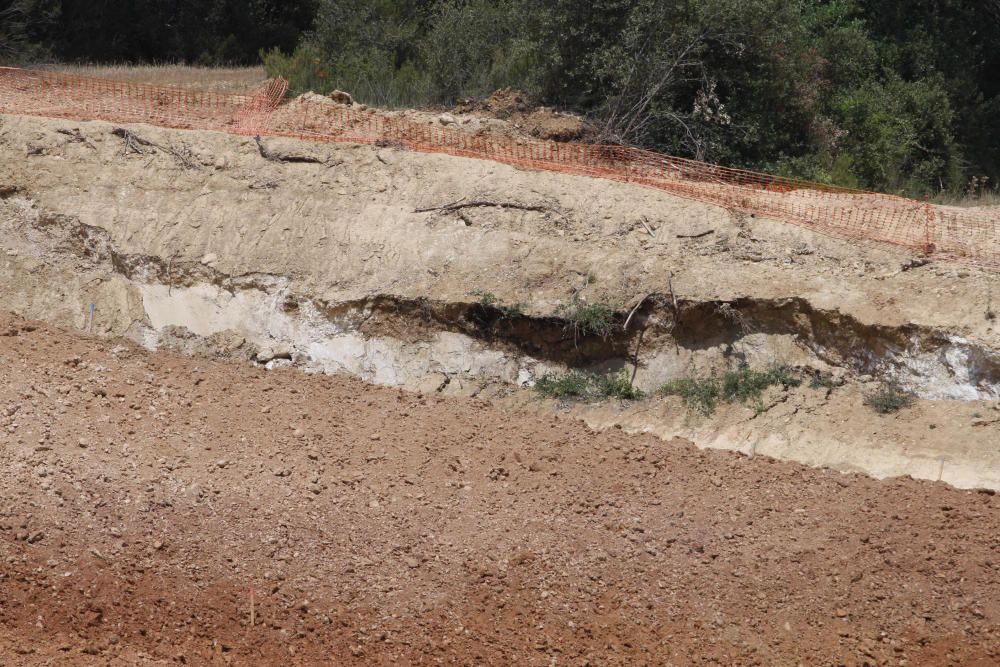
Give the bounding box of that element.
[455,87,533,116]
[1,311,998,664]
[292,90,354,107]
[454,87,596,142]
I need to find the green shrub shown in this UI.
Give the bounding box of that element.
[594,370,644,400]
[660,365,801,416]
[470,289,525,318]
[863,385,914,414]
[470,289,499,308]
[261,43,331,97]
[534,370,642,401]
[660,377,720,416]
[557,296,615,339]
[809,373,834,390]
[534,371,592,399]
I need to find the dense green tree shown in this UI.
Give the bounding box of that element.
[2,0,315,65]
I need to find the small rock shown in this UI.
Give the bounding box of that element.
[216,459,229,468]
[528,460,548,473]
[329,90,354,106]
[26,531,44,544]
[403,556,419,569]
[836,608,848,618]
[256,346,292,364]
[200,253,218,265]
[438,113,457,125]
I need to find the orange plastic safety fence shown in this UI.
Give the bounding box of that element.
[1,67,997,269]
[0,67,285,134]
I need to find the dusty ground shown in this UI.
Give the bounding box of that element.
[1,311,999,666]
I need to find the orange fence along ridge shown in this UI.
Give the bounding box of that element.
[1,67,996,269]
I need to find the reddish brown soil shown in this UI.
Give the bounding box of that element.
[1,312,998,665]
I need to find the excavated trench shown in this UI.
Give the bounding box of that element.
[7,200,1000,401]
[6,189,1000,489]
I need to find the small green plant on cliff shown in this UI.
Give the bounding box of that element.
[470,289,499,307]
[534,369,642,401]
[660,365,801,416]
[863,384,915,414]
[593,370,644,400]
[557,295,615,339]
[470,289,525,318]
[809,373,835,390]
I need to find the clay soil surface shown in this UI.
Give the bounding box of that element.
[1,311,998,666]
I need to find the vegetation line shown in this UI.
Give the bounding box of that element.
[2,2,997,199]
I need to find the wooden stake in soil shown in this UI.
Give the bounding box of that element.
[250,587,256,627]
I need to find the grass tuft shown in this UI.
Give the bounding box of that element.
[470,289,525,319]
[863,384,915,414]
[659,365,801,416]
[809,373,835,390]
[557,295,615,339]
[534,370,642,401]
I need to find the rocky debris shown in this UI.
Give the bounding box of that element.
[254,344,292,364]
[452,87,596,141]
[328,89,354,106]
[156,326,256,361]
[293,90,354,107]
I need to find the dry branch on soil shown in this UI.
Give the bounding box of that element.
[253,136,327,164]
[56,127,95,149]
[677,229,714,239]
[414,198,564,217]
[111,128,198,169]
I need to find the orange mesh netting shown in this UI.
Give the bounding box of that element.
[0,67,285,134]
[2,67,997,269]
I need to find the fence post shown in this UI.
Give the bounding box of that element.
[923,202,936,256]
